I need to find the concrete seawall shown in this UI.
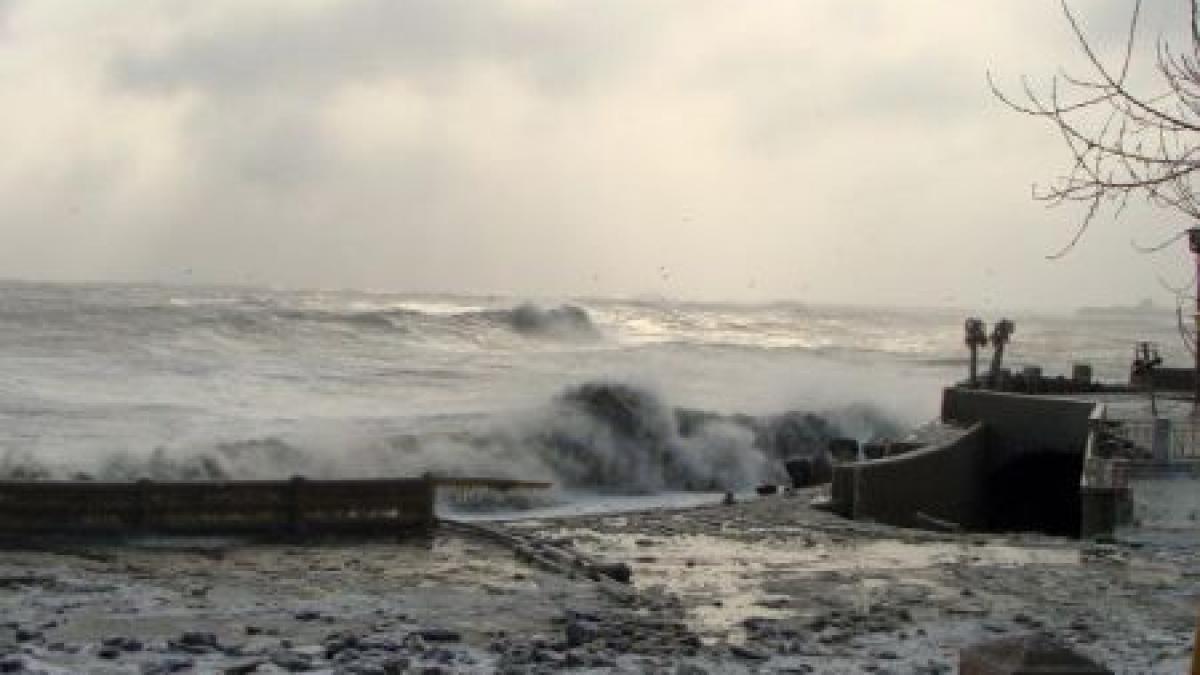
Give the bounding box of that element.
[833,424,986,530]
[832,388,1097,536]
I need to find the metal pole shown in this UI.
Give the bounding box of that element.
[1190,228,1200,416]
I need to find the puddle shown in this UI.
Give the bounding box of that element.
[445,492,726,522]
[555,529,1079,639]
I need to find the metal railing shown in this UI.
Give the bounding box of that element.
[1103,417,1200,462]
[1081,403,1129,490]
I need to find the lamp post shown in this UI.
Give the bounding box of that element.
[1189,227,1200,415]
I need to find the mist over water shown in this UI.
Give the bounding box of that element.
[0,282,1183,493]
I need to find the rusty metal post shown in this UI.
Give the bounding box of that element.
[1189,228,1200,416]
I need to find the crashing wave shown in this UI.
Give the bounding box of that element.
[487,303,601,340]
[0,381,903,503]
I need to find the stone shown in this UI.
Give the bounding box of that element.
[415,628,461,643]
[565,619,602,648]
[270,650,313,672]
[564,650,588,668]
[730,644,768,660]
[960,634,1112,674]
[144,657,195,674]
[223,659,264,674]
[592,562,633,584]
[98,646,121,659]
[178,631,219,648]
[382,657,411,674]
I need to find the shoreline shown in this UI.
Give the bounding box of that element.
[0,493,1195,673]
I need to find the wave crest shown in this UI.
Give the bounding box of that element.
[0,381,903,501]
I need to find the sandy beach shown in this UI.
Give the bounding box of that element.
[0,491,1195,673]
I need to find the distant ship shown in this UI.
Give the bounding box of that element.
[1075,298,1173,319]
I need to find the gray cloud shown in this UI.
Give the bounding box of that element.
[0,1,1189,309]
[111,0,673,97]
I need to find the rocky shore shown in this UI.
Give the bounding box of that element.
[0,492,1196,673]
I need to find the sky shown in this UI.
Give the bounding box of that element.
[0,0,1195,310]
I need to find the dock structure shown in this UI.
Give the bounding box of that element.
[0,475,551,538]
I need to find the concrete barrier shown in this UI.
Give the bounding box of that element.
[942,388,1095,462]
[0,477,441,537]
[834,388,1100,535]
[834,424,987,529]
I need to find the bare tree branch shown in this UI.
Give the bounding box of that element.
[992,0,1200,257]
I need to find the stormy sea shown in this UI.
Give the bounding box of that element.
[0,281,1184,500]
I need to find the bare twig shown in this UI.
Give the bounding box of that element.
[992,0,1200,257]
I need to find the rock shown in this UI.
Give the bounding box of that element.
[270,650,313,672]
[143,657,195,674]
[294,610,321,622]
[415,628,461,643]
[784,452,833,487]
[959,634,1112,674]
[223,659,264,674]
[730,644,768,660]
[0,658,19,673]
[565,619,601,648]
[589,653,617,668]
[13,629,40,643]
[592,562,633,584]
[324,633,361,658]
[178,631,219,648]
[382,658,411,674]
[98,645,121,659]
[675,663,709,674]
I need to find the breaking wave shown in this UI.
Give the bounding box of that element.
[0,381,903,497]
[1,295,603,345]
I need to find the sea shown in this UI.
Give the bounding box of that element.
[0,280,1186,499]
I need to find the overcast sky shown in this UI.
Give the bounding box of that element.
[0,1,1194,309]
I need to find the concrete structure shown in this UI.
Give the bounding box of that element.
[830,424,987,530]
[0,476,548,538]
[831,388,1098,536]
[1131,366,1195,392]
